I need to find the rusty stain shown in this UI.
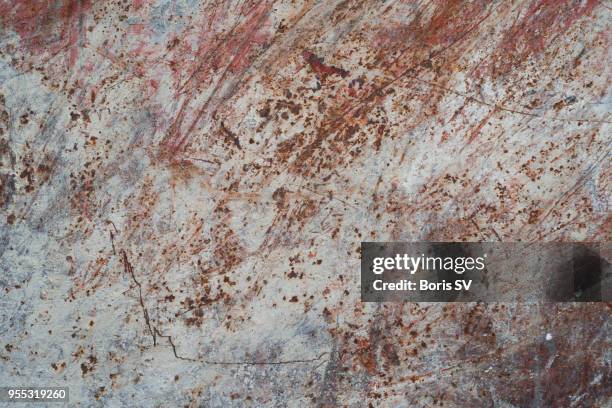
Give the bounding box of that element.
[0,0,610,406]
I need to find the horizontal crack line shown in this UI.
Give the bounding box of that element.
[120,250,329,367]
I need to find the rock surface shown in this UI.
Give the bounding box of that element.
[0,1,610,406]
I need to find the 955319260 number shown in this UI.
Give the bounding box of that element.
[0,387,69,402]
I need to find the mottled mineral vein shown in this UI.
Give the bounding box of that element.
[0,0,610,407]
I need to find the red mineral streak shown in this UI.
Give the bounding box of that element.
[478,0,598,78]
[466,107,498,146]
[0,0,92,67]
[278,2,497,178]
[159,0,273,158]
[373,0,490,62]
[417,0,490,49]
